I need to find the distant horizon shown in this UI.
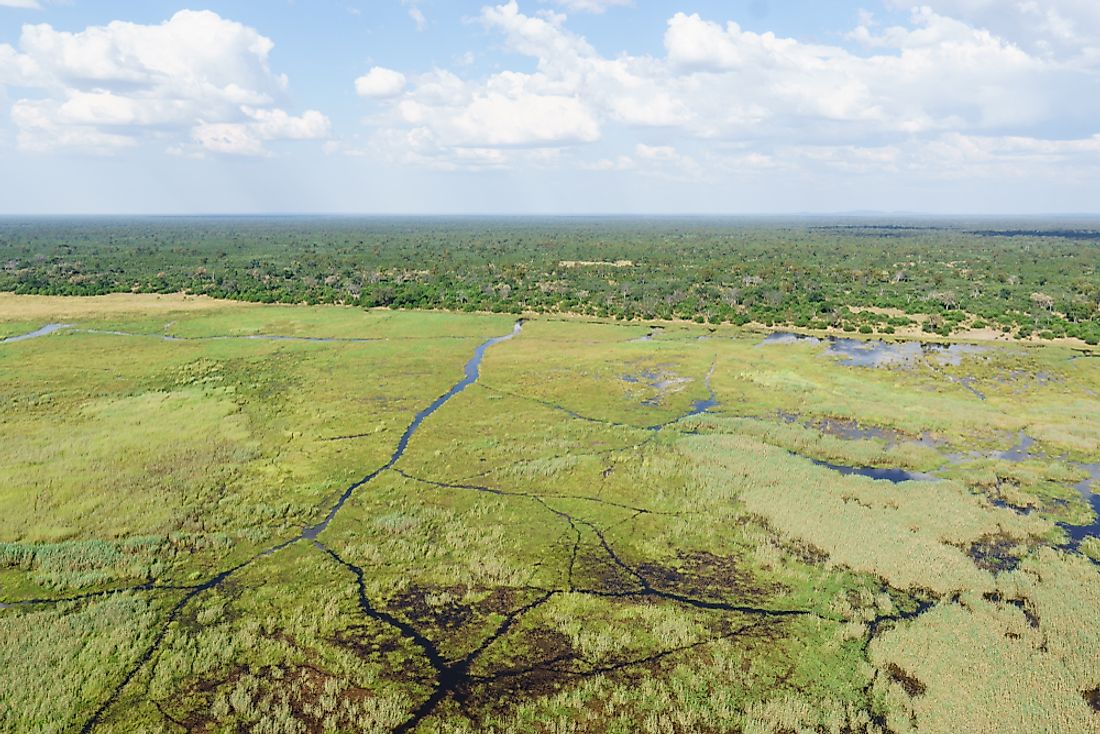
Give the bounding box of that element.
[3,212,1100,221]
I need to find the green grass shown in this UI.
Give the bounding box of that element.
[1,295,1098,733]
[0,321,41,340]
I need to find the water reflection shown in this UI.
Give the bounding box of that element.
[760,331,987,369]
[0,323,73,344]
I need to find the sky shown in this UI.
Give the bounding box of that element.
[0,0,1098,215]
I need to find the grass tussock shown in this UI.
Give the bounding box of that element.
[0,593,161,734]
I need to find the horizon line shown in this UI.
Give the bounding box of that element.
[2,212,1100,219]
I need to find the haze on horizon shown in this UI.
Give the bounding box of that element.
[1,0,1098,215]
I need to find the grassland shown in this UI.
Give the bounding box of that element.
[1,295,1097,733]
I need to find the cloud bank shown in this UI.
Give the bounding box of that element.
[0,10,330,155]
[349,1,1100,179]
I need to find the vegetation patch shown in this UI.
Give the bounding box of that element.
[1,296,1097,733]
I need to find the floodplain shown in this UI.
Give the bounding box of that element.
[1,294,1098,734]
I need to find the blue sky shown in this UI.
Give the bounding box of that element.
[1,0,1098,214]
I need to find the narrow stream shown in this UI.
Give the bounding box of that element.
[302,321,523,539]
[0,323,73,343]
[687,362,719,416]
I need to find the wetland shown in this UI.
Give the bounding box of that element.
[0,292,1098,734]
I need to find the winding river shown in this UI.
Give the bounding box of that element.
[302,320,524,539]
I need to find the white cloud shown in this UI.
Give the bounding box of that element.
[192,107,331,156]
[763,132,1100,181]
[635,143,677,160]
[664,9,1053,134]
[192,122,268,157]
[401,0,427,30]
[583,154,634,171]
[450,92,599,146]
[886,0,1100,57]
[352,1,1100,179]
[12,99,136,153]
[550,0,632,14]
[0,10,330,155]
[0,0,41,8]
[355,67,407,98]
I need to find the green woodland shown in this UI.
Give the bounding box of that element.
[1,217,1099,342]
[0,288,1098,734]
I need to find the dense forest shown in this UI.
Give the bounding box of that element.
[1,216,1098,343]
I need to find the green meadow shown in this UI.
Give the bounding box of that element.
[1,295,1098,734]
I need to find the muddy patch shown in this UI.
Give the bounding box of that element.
[884,663,927,697]
[332,623,413,666]
[390,585,522,635]
[464,627,579,710]
[638,551,782,603]
[779,411,943,451]
[574,549,646,594]
[965,533,1027,574]
[746,515,831,566]
[622,366,693,406]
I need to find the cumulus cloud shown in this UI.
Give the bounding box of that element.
[355,67,407,98]
[354,1,1100,177]
[665,9,1054,134]
[0,10,330,154]
[450,93,599,145]
[192,108,331,157]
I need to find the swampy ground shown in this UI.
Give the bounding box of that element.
[1,294,1098,734]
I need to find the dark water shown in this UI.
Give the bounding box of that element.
[1061,463,1100,547]
[688,363,719,416]
[0,323,73,343]
[303,321,523,540]
[689,397,720,415]
[811,459,937,484]
[997,433,1037,462]
[980,434,1099,545]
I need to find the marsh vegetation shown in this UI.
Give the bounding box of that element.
[1,292,1098,733]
